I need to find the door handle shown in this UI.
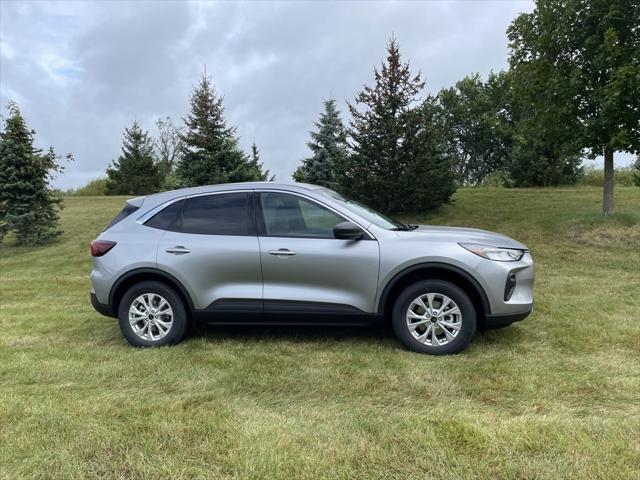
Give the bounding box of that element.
[269,248,296,257]
[165,246,191,255]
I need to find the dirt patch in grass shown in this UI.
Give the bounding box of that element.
[563,212,640,251]
[566,224,640,250]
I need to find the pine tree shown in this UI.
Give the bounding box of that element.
[248,143,274,181]
[293,98,348,189]
[340,38,456,213]
[0,102,67,245]
[176,73,269,186]
[106,121,162,195]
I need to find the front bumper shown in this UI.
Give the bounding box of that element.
[90,291,116,318]
[474,251,534,317]
[483,305,532,330]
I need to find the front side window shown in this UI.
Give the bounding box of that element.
[179,193,254,236]
[316,188,404,230]
[259,192,345,238]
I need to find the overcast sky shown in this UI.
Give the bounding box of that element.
[3,0,627,190]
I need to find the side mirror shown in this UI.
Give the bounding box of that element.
[333,221,364,240]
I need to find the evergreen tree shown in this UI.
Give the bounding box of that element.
[106,121,162,195]
[293,98,348,189]
[176,73,269,186]
[0,102,67,245]
[340,38,455,213]
[248,143,274,181]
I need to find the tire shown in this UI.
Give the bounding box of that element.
[392,280,476,355]
[118,280,188,347]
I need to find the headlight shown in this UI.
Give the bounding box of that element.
[459,243,525,262]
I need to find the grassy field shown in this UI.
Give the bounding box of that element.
[1,187,639,479]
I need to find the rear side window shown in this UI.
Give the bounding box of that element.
[145,200,184,231]
[105,204,140,230]
[180,193,254,236]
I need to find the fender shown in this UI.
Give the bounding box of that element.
[109,267,196,313]
[376,262,492,315]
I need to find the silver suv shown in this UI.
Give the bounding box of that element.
[90,182,533,354]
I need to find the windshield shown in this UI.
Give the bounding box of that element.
[317,188,406,230]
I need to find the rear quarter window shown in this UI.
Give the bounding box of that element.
[105,204,140,230]
[144,200,184,231]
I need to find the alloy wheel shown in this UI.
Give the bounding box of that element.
[406,292,462,346]
[128,293,174,341]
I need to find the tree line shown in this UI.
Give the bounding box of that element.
[295,0,639,216]
[104,73,272,197]
[1,0,638,245]
[105,0,638,216]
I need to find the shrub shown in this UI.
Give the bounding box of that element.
[579,166,636,187]
[67,177,108,196]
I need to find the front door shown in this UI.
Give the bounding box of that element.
[256,191,380,316]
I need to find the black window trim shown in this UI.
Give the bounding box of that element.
[136,188,376,240]
[105,203,140,231]
[139,189,257,237]
[143,197,185,232]
[255,190,376,241]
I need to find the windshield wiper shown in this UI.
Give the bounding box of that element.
[391,224,419,231]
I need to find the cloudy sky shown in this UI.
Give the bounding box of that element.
[4,0,622,190]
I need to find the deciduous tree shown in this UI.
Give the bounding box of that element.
[154,116,183,179]
[436,73,512,185]
[633,156,640,187]
[508,0,640,214]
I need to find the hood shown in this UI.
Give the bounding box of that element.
[404,225,528,250]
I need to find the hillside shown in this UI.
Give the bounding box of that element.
[1,187,639,479]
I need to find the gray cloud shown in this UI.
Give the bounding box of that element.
[13,0,628,190]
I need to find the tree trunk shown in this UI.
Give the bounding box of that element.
[603,147,614,216]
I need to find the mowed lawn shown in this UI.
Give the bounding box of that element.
[1,187,639,479]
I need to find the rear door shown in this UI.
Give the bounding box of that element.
[256,191,380,315]
[154,191,262,313]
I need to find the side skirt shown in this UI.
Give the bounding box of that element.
[192,299,384,326]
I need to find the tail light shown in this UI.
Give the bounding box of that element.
[90,240,117,257]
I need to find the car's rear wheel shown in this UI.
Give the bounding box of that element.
[392,280,476,355]
[118,281,188,347]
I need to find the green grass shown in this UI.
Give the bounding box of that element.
[1,187,639,479]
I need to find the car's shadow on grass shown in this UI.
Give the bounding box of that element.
[186,321,526,349]
[190,322,395,344]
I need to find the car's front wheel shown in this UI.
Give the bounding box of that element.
[392,280,476,355]
[118,281,188,347]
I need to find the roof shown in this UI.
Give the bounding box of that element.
[136,181,325,209]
